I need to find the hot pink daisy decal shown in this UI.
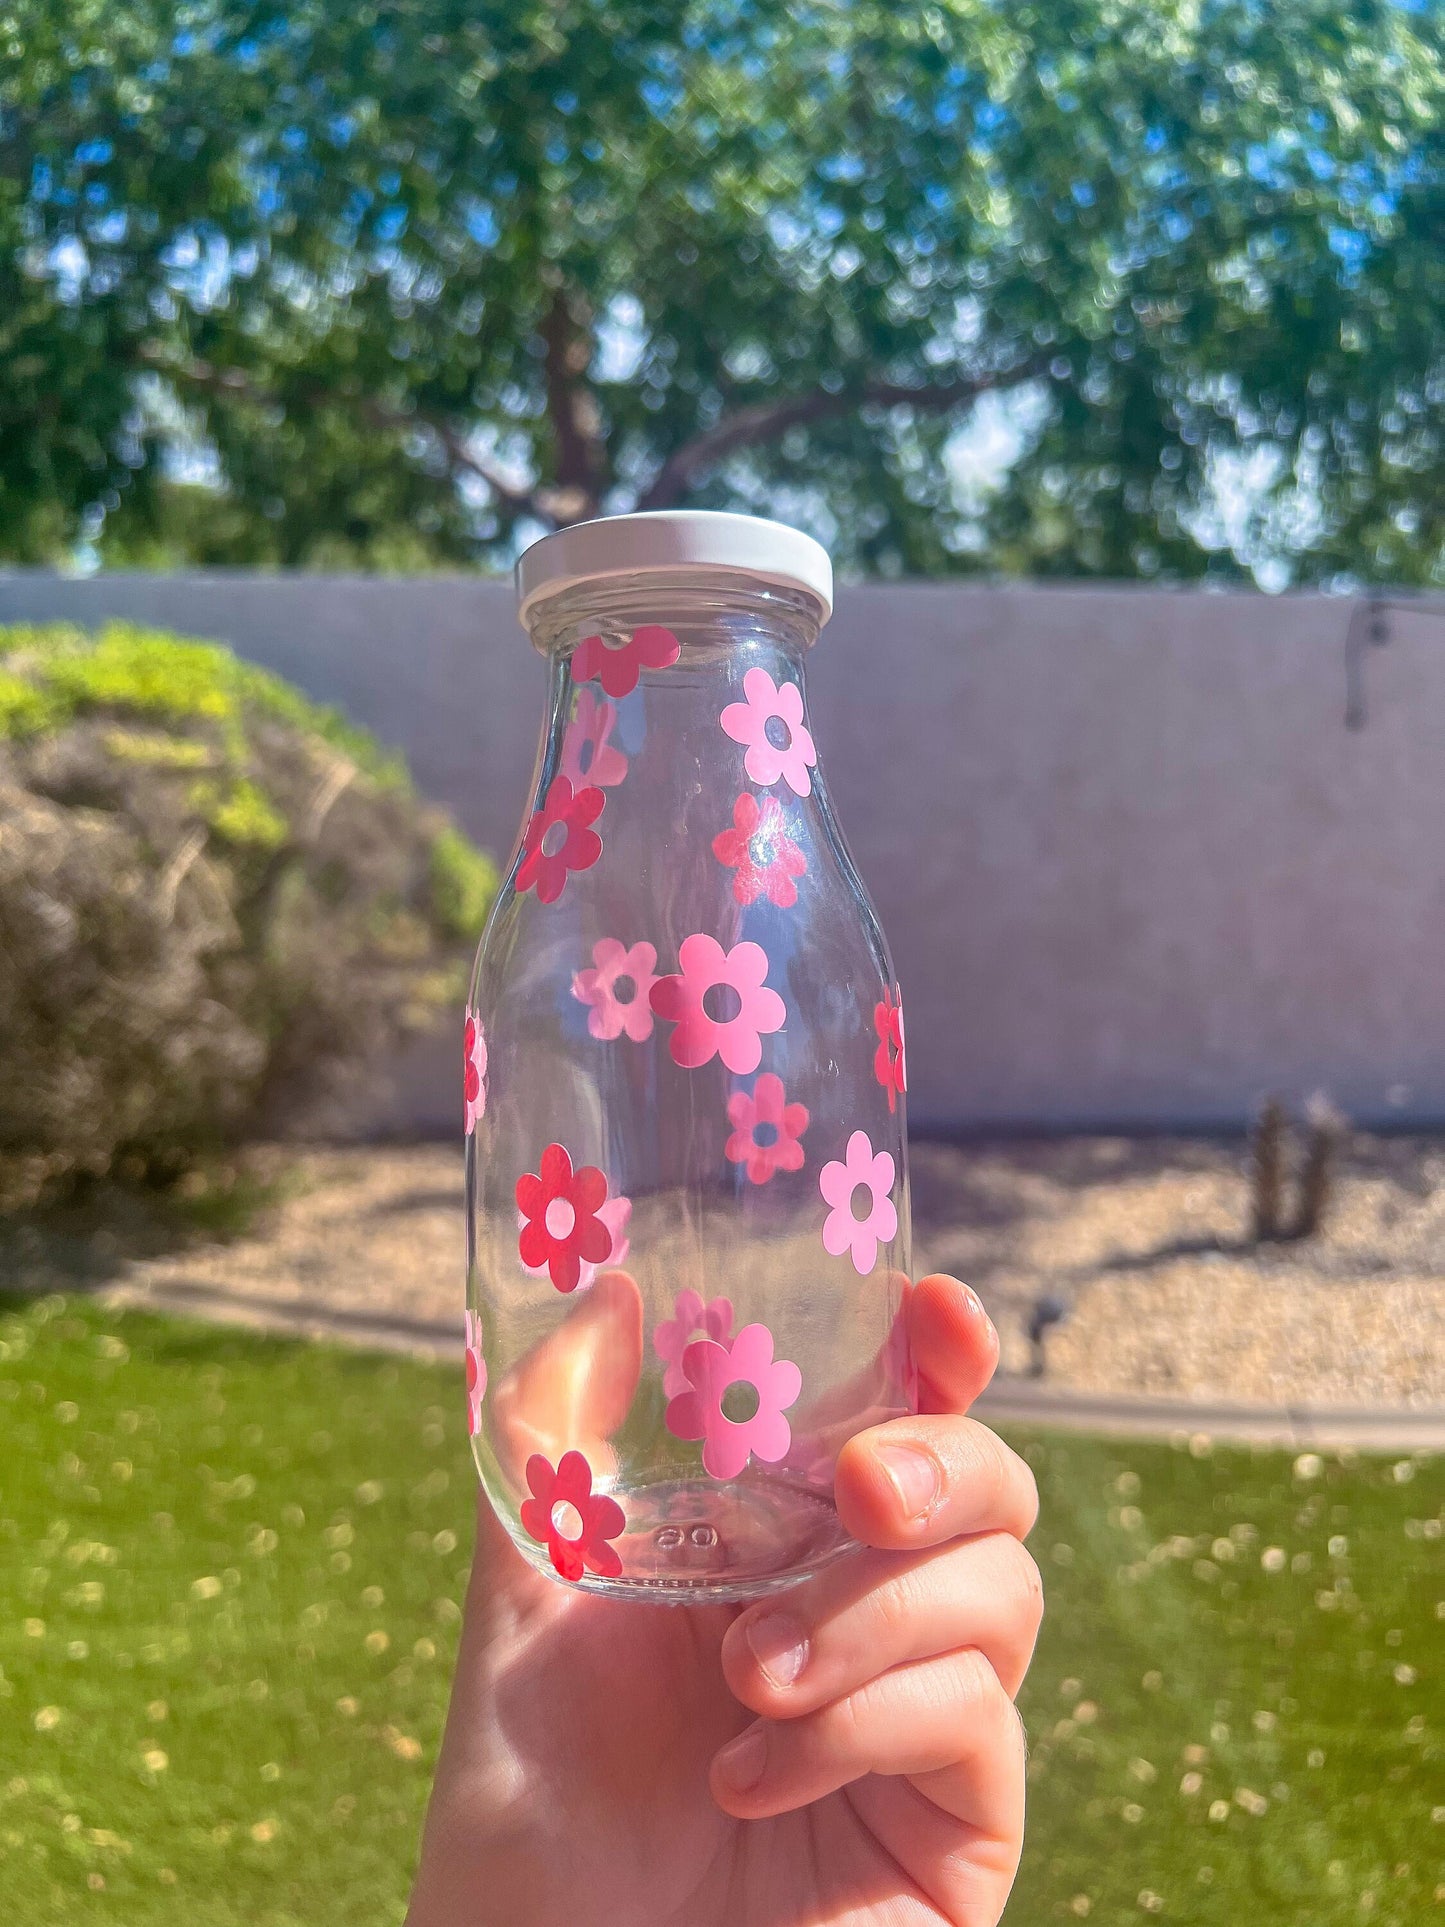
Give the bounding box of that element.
[571,938,660,1043]
[571,625,681,699]
[725,1072,809,1185]
[712,793,807,909]
[665,1323,803,1480]
[649,934,786,1075]
[464,1308,486,1435]
[520,1193,631,1293]
[516,776,605,905]
[874,985,907,1112]
[463,1012,488,1135]
[560,688,628,791]
[819,1129,899,1275]
[519,1450,626,1581]
[720,667,817,797]
[652,1289,735,1399]
[516,1143,614,1293]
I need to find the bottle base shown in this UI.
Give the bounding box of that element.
[506,1473,854,1605]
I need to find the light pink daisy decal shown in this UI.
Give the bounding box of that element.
[874,985,907,1113]
[720,667,817,797]
[571,625,681,699]
[664,1323,802,1480]
[520,1193,631,1294]
[515,1143,614,1293]
[463,1011,488,1135]
[819,1129,899,1275]
[649,934,786,1075]
[520,1450,626,1581]
[725,1073,809,1185]
[652,1289,735,1398]
[560,688,628,791]
[712,792,807,909]
[571,937,659,1043]
[516,776,605,905]
[464,1308,486,1435]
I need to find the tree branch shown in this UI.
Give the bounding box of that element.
[140,341,1052,533]
[540,284,608,524]
[137,343,543,522]
[636,362,1050,511]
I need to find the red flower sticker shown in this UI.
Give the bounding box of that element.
[516,1143,614,1292]
[464,1308,486,1434]
[516,776,605,905]
[519,1450,626,1581]
[463,1012,487,1135]
[571,625,680,699]
[725,1072,809,1185]
[874,985,906,1112]
[712,793,807,909]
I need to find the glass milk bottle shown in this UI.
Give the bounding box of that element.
[464,511,911,1603]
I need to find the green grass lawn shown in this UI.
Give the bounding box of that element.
[0,1294,1439,1925]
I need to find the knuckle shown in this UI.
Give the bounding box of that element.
[1012,1457,1041,1537]
[949,1645,999,1716]
[1010,1540,1045,1628]
[821,1680,873,1755]
[956,1421,1009,1519]
[866,1559,929,1649]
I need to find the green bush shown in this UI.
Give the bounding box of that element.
[0,622,496,1195]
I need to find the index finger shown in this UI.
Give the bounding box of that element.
[908,1272,1000,1415]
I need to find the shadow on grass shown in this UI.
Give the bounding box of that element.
[0,1153,297,1299]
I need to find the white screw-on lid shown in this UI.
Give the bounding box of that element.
[515,510,833,626]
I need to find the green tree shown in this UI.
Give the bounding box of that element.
[2,0,1442,582]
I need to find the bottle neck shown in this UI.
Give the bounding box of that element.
[524,573,824,671]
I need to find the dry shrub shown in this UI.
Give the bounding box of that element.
[0,622,494,1198]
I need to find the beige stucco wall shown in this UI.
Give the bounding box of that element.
[4,570,1441,1130]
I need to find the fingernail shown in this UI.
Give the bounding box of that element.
[745,1612,809,1689]
[876,1442,942,1522]
[714,1723,768,1792]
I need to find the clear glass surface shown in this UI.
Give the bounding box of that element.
[465,572,911,1602]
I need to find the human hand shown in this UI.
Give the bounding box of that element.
[406,1273,1041,1927]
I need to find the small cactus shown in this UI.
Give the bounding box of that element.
[1251,1097,1288,1242]
[1292,1095,1344,1240]
[1027,1294,1068,1379]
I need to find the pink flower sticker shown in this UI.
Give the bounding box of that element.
[520,1193,631,1293]
[519,1450,626,1581]
[649,934,786,1075]
[516,1143,614,1293]
[516,776,605,905]
[819,1129,899,1275]
[720,667,817,797]
[664,1323,802,1480]
[725,1073,809,1185]
[652,1289,735,1398]
[464,1307,486,1434]
[874,985,907,1112]
[572,938,660,1042]
[571,625,681,699]
[463,1012,487,1135]
[560,688,628,791]
[712,792,808,908]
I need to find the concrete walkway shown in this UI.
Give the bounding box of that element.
[108,1271,1445,1453]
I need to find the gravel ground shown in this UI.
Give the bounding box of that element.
[81,1133,1445,1411]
